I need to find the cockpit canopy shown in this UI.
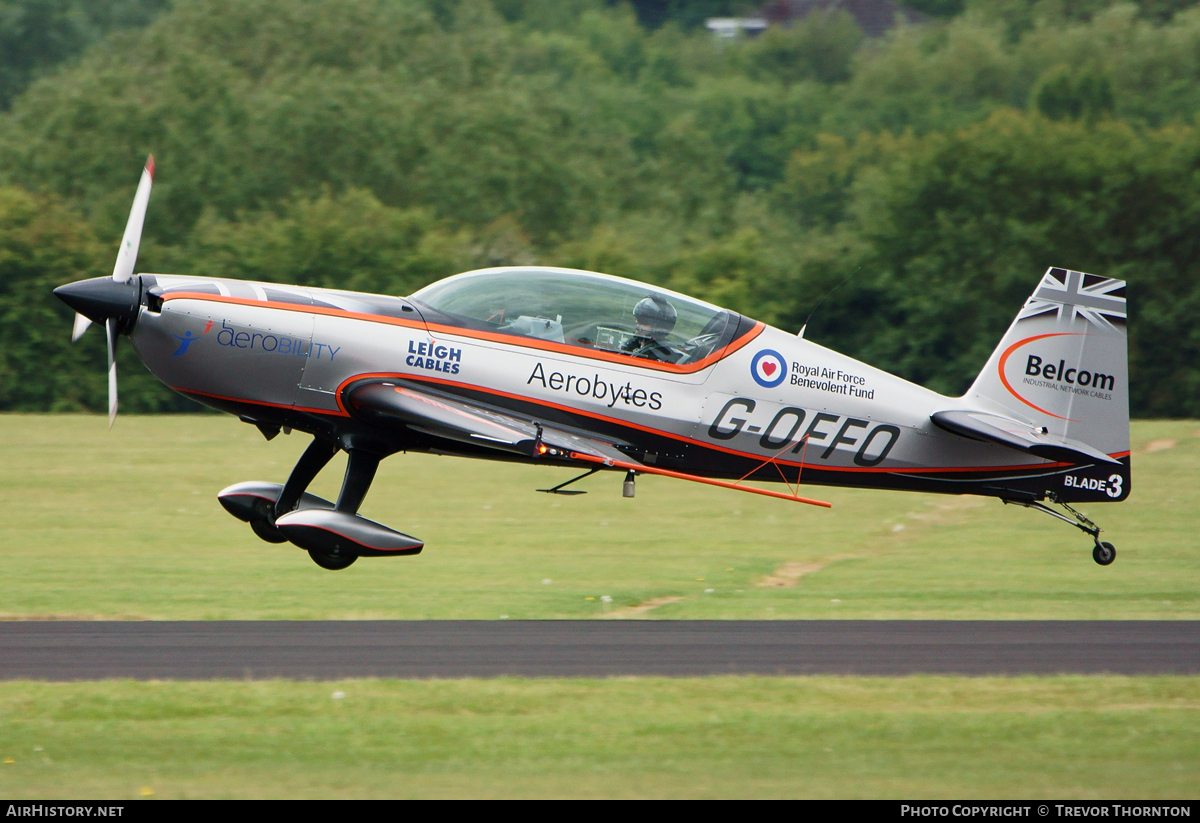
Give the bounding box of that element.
[410,267,745,365]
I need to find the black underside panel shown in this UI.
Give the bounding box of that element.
[185,387,1129,504]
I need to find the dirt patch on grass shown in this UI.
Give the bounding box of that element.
[903,496,988,525]
[931,496,987,510]
[1140,439,1177,454]
[599,596,684,619]
[757,561,828,588]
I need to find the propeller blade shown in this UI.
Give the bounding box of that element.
[106,318,118,428]
[111,155,154,283]
[71,312,93,342]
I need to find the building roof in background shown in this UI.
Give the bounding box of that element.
[705,17,770,38]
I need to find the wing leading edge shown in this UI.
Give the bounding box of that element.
[346,381,631,463]
[346,380,831,507]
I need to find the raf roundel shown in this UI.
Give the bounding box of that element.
[750,349,787,388]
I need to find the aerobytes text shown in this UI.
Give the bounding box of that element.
[407,340,461,374]
[527,362,663,410]
[216,321,340,359]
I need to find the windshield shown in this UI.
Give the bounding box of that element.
[411,268,736,365]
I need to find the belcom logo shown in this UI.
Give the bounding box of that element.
[1024,355,1115,392]
[997,333,1117,420]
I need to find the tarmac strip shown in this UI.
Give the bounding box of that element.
[1,621,1197,680]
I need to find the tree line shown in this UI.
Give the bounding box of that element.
[1,0,1199,415]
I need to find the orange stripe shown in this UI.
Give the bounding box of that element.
[184,375,1126,476]
[570,452,832,507]
[174,386,350,417]
[160,291,764,374]
[365,373,1117,475]
[178,366,1127,476]
[997,332,1084,421]
[163,291,425,329]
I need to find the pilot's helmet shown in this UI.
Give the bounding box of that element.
[633,295,677,336]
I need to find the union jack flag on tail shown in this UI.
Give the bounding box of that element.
[1017,267,1126,330]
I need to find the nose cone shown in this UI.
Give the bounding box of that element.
[54,276,141,329]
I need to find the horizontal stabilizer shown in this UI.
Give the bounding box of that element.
[931,410,1119,465]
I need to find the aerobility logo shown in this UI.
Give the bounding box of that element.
[215,320,340,360]
[750,349,786,388]
[170,319,340,359]
[171,320,213,357]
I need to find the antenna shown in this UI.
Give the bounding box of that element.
[798,266,861,338]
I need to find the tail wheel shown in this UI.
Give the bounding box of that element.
[309,549,357,570]
[1093,541,1116,566]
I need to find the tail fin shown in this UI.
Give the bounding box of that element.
[966,267,1130,463]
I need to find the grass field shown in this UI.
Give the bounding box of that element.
[0,677,1197,799]
[1,415,1196,620]
[2,415,1198,798]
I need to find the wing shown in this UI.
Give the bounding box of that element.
[346,379,832,508]
[345,380,630,463]
[931,409,1120,465]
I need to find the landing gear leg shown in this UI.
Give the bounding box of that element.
[241,437,339,544]
[275,438,340,518]
[305,449,382,570]
[334,450,381,514]
[1003,492,1115,565]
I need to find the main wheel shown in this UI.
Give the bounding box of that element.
[250,516,288,544]
[1092,541,1116,566]
[248,498,287,544]
[308,548,357,570]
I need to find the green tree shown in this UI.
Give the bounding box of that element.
[176,188,461,296]
[3,0,1200,418]
[0,0,170,109]
[741,10,863,85]
[770,111,1200,416]
[1032,65,1116,121]
[0,186,196,412]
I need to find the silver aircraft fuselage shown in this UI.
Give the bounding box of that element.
[128,268,1129,504]
[52,155,1130,567]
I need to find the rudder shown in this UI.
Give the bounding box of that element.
[965,267,1130,500]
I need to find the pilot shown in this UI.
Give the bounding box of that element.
[623,294,678,362]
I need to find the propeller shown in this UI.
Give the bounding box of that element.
[112,155,154,284]
[107,318,119,427]
[57,155,154,427]
[71,312,92,342]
